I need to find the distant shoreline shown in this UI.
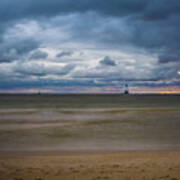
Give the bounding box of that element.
[0,93,180,96]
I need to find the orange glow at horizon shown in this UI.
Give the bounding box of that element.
[160,91,180,94]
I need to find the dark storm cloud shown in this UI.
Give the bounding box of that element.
[0,50,17,63]
[1,0,180,22]
[56,51,73,58]
[1,75,180,90]
[14,63,75,77]
[0,78,97,89]
[30,50,48,60]
[13,39,39,55]
[0,0,147,22]
[99,56,116,66]
[0,39,39,63]
[142,0,180,21]
[60,5,180,67]
[0,0,180,58]
[158,54,180,64]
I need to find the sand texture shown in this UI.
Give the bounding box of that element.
[0,151,180,180]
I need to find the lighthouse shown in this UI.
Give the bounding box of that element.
[124,84,129,94]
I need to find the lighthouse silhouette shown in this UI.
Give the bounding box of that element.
[124,84,129,94]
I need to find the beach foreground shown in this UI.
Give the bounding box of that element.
[0,95,180,179]
[0,151,180,180]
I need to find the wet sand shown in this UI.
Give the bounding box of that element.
[0,107,180,151]
[0,151,180,180]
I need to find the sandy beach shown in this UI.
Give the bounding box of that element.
[0,151,180,180]
[0,95,180,179]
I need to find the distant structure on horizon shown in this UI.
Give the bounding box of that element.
[38,91,41,95]
[124,84,129,94]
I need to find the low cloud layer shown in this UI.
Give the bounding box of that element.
[30,50,48,60]
[100,56,116,66]
[56,51,73,58]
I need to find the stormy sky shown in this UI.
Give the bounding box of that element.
[0,0,180,93]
